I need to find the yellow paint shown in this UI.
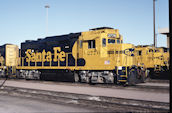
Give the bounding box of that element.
[5,44,19,66]
[0,56,4,67]
[25,47,65,63]
[53,47,66,62]
[118,80,127,82]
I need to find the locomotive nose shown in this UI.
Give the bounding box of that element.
[129,48,134,52]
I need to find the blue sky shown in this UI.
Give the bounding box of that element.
[0,0,169,47]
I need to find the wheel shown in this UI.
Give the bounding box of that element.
[114,75,117,84]
[140,71,146,83]
[89,77,95,85]
[74,72,79,82]
[128,70,137,85]
[85,76,89,83]
[16,70,20,79]
[103,77,106,84]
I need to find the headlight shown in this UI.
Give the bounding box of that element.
[104,71,109,74]
[118,66,122,70]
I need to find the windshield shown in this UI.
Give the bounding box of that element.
[108,39,115,44]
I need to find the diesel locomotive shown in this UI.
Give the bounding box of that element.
[1,27,169,84]
[0,44,19,77]
[135,45,169,79]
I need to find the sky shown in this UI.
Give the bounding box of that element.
[0,0,169,47]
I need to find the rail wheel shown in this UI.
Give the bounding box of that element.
[74,72,80,82]
[16,70,20,79]
[128,70,137,85]
[140,71,146,83]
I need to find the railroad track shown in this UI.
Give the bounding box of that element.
[0,86,169,112]
[147,79,169,83]
[0,78,169,93]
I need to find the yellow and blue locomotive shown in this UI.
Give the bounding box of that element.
[15,27,147,84]
[0,44,19,77]
[135,45,169,79]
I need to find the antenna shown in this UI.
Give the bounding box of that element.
[45,5,50,37]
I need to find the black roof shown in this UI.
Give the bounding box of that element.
[0,43,13,47]
[22,32,81,44]
[157,47,169,49]
[135,45,151,47]
[89,27,114,31]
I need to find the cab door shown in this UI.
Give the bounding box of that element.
[78,37,83,58]
[100,38,107,57]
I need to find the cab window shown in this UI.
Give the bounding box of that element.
[138,51,142,55]
[155,49,159,52]
[117,39,120,44]
[163,48,168,53]
[102,38,106,47]
[108,39,115,44]
[149,49,153,52]
[88,40,95,49]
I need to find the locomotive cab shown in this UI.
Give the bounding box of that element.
[72,27,146,84]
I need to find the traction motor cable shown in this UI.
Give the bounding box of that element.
[0,77,8,88]
[0,68,8,88]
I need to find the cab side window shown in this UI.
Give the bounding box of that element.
[88,40,95,49]
[108,39,115,44]
[102,38,106,47]
[163,48,168,53]
[138,51,142,56]
[149,49,153,53]
[80,40,82,48]
[117,39,120,44]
